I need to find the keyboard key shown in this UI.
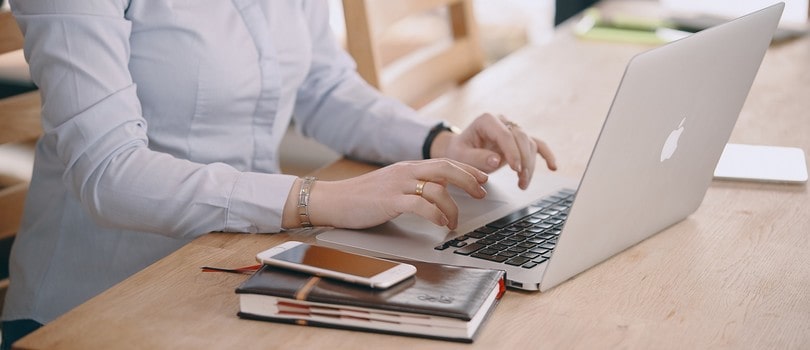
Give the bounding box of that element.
[539,243,556,250]
[530,247,549,254]
[541,209,560,216]
[466,231,488,239]
[474,226,499,234]
[534,198,557,206]
[514,221,532,228]
[486,207,541,229]
[507,246,528,253]
[453,243,486,255]
[489,243,509,251]
[499,251,518,258]
[552,202,568,208]
[518,242,536,249]
[525,217,543,224]
[489,233,510,241]
[544,218,564,225]
[532,257,548,264]
[448,240,467,248]
[471,252,508,263]
[500,226,522,233]
[501,238,521,246]
[478,248,499,256]
[434,243,449,250]
[505,256,531,266]
[521,252,541,259]
[521,262,538,269]
[479,238,498,245]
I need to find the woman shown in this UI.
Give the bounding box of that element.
[2,1,555,346]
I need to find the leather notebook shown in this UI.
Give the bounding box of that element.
[236,260,505,343]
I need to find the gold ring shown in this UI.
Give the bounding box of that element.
[415,180,427,197]
[503,120,519,130]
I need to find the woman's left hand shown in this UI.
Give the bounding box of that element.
[430,113,557,189]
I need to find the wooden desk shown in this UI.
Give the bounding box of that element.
[14,6,810,350]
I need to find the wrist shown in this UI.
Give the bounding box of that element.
[282,178,303,229]
[422,123,460,159]
[429,130,456,159]
[281,176,318,229]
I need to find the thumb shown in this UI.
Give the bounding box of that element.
[457,148,503,173]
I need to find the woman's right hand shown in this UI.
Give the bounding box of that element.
[283,159,489,230]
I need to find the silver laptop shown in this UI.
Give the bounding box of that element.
[317,4,783,291]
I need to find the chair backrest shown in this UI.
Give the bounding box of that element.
[0,10,23,55]
[0,11,31,313]
[342,0,485,108]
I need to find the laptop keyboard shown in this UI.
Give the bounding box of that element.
[434,188,576,269]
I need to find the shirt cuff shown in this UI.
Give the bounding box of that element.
[225,172,298,233]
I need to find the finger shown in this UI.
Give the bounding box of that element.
[533,137,557,171]
[408,158,487,188]
[410,160,487,199]
[453,148,504,173]
[479,115,521,173]
[395,195,451,228]
[447,159,489,185]
[510,128,537,189]
[418,181,459,229]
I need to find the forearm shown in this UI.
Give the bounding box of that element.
[294,2,435,164]
[71,142,296,237]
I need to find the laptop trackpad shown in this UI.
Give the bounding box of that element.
[367,187,507,242]
[317,187,508,258]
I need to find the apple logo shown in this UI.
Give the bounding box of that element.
[660,117,686,162]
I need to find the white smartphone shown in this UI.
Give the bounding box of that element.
[256,241,417,289]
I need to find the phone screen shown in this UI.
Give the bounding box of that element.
[270,244,400,278]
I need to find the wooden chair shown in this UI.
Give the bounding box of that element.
[281,1,485,175]
[0,9,38,315]
[0,11,23,55]
[0,10,39,146]
[342,0,485,108]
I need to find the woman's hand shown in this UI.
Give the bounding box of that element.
[283,159,489,230]
[430,113,557,189]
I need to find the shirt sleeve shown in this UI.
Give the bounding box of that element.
[13,1,295,237]
[293,1,437,164]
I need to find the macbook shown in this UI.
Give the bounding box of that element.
[317,4,783,291]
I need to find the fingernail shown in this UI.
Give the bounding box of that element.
[440,216,449,226]
[487,155,500,168]
[479,185,487,195]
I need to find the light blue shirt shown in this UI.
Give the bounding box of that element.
[5,0,436,323]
